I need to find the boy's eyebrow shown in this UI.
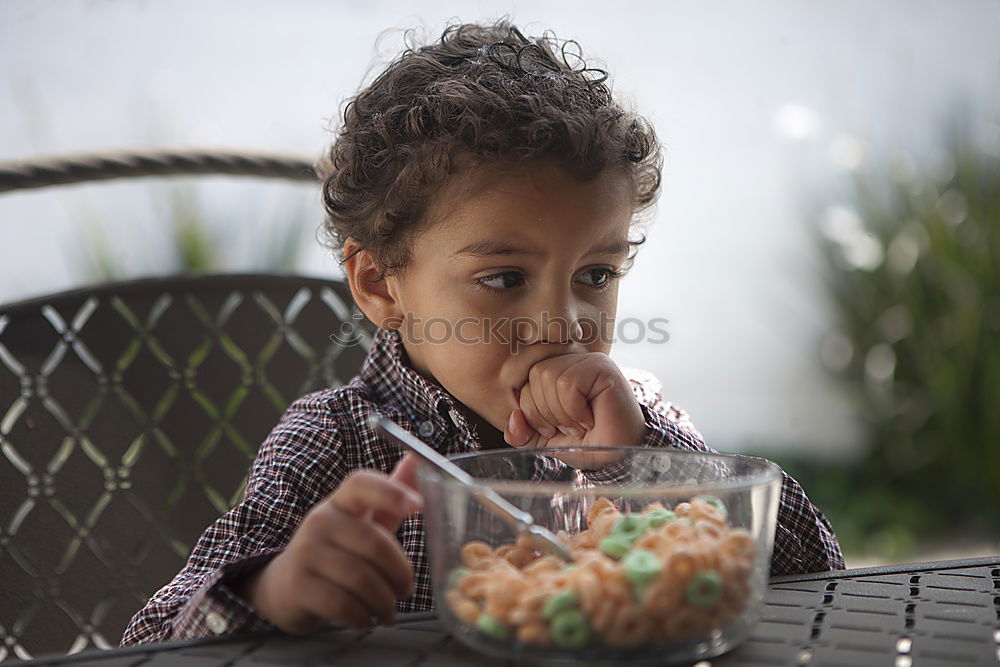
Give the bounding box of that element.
[453,239,630,257]
[453,240,541,257]
[586,240,631,257]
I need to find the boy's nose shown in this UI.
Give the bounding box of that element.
[514,312,584,345]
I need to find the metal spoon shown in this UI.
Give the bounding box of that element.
[370,413,575,562]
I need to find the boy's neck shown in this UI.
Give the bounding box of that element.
[458,405,509,450]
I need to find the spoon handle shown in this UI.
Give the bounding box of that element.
[370,414,574,562]
[370,414,533,529]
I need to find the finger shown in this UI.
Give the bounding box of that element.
[504,408,532,447]
[298,571,375,630]
[518,380,556,438]
[307,542,400,625]
[526,364,561,433]
[307,503,415,599]
[332,470,422,528]
[551,361,596,431]
[519,426,547,449]
[374,454,424,528]
[541,360,591,438]
[389,453,422,496]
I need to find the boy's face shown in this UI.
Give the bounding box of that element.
[384,162,635,439]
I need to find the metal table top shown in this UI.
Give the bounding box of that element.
[20,557,1000,667]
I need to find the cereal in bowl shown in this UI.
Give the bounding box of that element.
[445,496,755,649]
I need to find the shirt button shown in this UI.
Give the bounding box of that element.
[205,610,228,635]
[448,408,463,429]
[418,421,435,438]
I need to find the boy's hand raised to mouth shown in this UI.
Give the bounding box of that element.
[504,353,648,469]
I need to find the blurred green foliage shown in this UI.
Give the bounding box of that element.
[787,123,1000,558]
[82,184,311,278]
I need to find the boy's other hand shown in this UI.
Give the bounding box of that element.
[233,454,422,634]
[504,352,647,469]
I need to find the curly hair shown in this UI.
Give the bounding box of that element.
[321,20,662,276]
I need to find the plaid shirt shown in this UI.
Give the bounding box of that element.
[121,327,843,646]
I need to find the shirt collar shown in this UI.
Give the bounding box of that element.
[359,327,474,443]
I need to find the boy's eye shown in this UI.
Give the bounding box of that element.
[476,270,526,291]
[577,267,624,288]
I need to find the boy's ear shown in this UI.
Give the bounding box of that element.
[341,238,403,330]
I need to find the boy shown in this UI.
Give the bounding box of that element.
[122,20,843,645]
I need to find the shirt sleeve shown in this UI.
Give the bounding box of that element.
[120,399,346,646]
[583,369,845,575]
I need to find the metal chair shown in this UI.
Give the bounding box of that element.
[0,151,373,660]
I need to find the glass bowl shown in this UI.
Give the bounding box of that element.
[416,447,782,665]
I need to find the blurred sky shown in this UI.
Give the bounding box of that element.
[2,0,999,457]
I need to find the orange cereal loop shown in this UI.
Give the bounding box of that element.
[598,577,631,604]
[604,570,632,601]
[573,550,604,569]
[515,531,544,559]
[505,563,529,584]
[634,531,666,552]
[483,577,525,623]
[641,573,682,615]
[517,622,552,645]
[589,512,620,542]
[641,501,666,515]
[489,572,527,605]
[569,531,597,551]
[515,531,534,550]
[674,502,692,517]
[695,520,723,542]
[542,571,573,593]
[688,498,726,527]
[523,555,562,577]
[587,497,618,525]
[665,549,699,581]
[483,597,515,623]
[589,597,619,636]
[460,540,495,569]
[605,607,654,647]
[446,589,481,625]
[695,546,720,571]
[662,519,695,542]
[508,588,548,626]
[719,553,754,584]
[505,547,538,569]
[495,544,516,559]
[571,570,603,615]
[721,529,756,562]
[457,571,491,599]
[587,553,617,578]
[719,567,752,610]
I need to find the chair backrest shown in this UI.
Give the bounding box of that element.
[0,272,373,659]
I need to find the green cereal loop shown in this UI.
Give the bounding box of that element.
[475,613,510,640]
[550,609,591,649]
[685,570,723,611]
[645,508,676,527]
[447,566,469,589]
[623,549,662,591]
[612,513,649,542]
[694,494,728,519]
[543,589,579,619]
[599,534,631,559]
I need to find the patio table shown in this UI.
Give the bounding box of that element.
[18,556,999,667]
